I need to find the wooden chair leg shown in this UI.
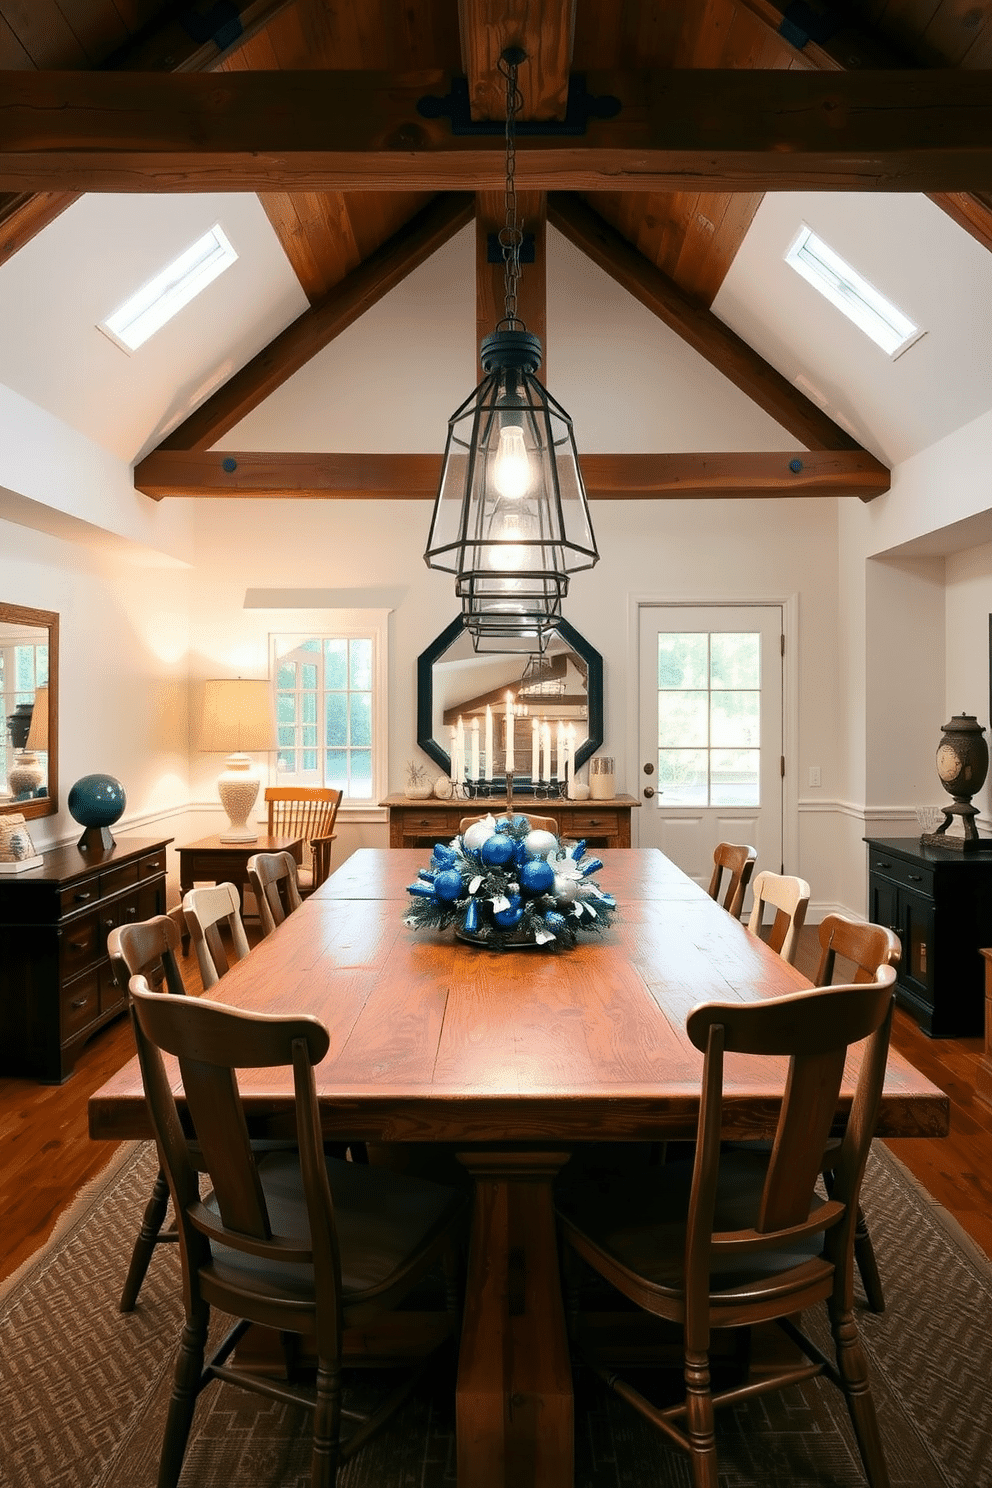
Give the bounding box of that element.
[683,1349,720,1488]
[159,1310,208,1488]
[119,1166,172,1312]
[853,1206,886,1313]
[829,1302,891,1488]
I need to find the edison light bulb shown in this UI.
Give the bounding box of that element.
[492,423,531,499]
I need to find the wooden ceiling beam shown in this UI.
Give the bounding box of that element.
[133,449,889,502]
[735,0,992,255]
[155,192,473,453]
[5,69,992,193]
[0,0,296,270]
[458,0,576,121]
[548,192,858,453]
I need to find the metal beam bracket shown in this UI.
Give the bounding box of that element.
[417,75,620,137]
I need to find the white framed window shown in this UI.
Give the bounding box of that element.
[270,622,387,805]
[785,224,924,359]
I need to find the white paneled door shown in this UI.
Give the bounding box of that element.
[637,605,784,905]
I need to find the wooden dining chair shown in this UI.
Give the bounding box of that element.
[556,967,898,1488]
[746,869,811,965]
[126,977,470,1488]
[815,913,902,1314]
[181,881,251,989]
[706,841,757,919]
[107,914,189,1312]
[247,848,303,936]
[459,812,559,835]
[265,785,342,894]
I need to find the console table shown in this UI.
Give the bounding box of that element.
[177,833,303,950]
[0,835,171,1082]
[380,794,639,850]
[865,835,992,1037]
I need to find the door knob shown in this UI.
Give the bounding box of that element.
[643,762,655,774]
[643,787,655,798]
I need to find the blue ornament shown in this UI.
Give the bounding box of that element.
[417,868,437,882]
[580,858,604,877]
[406,883,435,898]
[519,859,555,895]
[544,911,567,934]
[68,773,126,828]
[495,818,514,834]
[570,840,587,861]
[433,868,464,902]
[480,834,515,867]
[432,842,458,866]
[464,899,480,932]
[493,894,524,928]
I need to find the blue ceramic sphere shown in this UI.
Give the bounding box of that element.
[68,774,127,828]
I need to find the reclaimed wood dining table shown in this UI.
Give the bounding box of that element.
[88,847,949,1488]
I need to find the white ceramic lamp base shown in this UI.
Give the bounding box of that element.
[217,754,261,841]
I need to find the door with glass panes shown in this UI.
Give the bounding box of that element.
[637,606,783,904]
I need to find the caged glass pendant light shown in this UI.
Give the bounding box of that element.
[424,47,598,653]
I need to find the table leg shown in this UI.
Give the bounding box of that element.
[977,950,992,1113]
[179,860,193,952]
[455,1150,573,1488]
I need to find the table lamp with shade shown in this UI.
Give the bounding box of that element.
[8,685,48,798]
[200,678,275,842]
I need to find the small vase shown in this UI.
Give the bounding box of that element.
[404,782,434,799]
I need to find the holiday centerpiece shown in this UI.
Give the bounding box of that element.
[404,812,617,949]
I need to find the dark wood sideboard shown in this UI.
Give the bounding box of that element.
[380,794,639,849]
[0,836,171,1082]
[865,835,992,1037]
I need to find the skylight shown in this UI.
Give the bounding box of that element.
[99,225,238,352]
[785,225,923,359]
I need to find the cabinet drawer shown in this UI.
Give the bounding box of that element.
[567,810,620,838]
[100,861,139,897]
[868,851,934,897]
[62,969,101,1039]
[58,876,100,915]
[403,810,462,836]
[138,849,168,880]
[59,910,103,976]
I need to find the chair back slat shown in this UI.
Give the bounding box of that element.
[815,913,901,986]
[129,977,331,1247]
[182,882,251,988]
[707,842,757,919]
[264,787,342,884]
[248,850,304,936]
[685,970,896,1259]
[108,915,187,997]
[746,871,810,966]
[459,812,558,835]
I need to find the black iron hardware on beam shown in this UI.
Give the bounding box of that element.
[417,75,621,137]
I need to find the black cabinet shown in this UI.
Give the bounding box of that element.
[865,836,992,1037]
[0,836,171,1082]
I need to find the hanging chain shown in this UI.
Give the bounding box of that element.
[497,49,525,330]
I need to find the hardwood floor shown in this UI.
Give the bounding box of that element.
[2,926,991,1287]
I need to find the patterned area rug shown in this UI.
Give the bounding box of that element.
[1,1140,990,1488]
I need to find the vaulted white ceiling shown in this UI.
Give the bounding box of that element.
[0,187,989,474]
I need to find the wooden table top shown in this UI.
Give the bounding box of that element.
[89,848,949,1146]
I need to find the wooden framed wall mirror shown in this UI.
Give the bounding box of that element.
[417,616,603,782]
[0,602,59,821]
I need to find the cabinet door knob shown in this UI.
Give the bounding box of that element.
[74,890,92,903]
[643,788,655,799]
[908,873,922,881]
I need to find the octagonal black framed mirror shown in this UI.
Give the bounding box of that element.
[417,616,603,786]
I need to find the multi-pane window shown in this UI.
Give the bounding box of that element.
[0,640,48,787]
[272,635,377,801]
[655,632,760,806]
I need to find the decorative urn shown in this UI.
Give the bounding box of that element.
[924,713,989,851]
